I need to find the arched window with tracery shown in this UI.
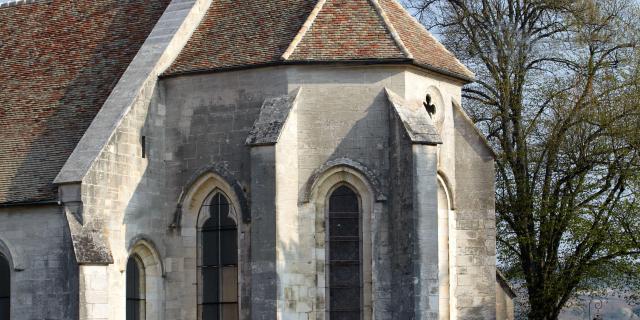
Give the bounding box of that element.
[126,255,146,320]
[200,192,238,320]
[0,252,9,319]
[328,185,361,320]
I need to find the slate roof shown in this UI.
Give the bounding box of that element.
[0,0,171,204]
[165,0,474,81]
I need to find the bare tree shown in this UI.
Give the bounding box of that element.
[405,0,640,318]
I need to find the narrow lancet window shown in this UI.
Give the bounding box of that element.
[328,185,361,320]
[126,255,145,320]
[201,192,238,320]
[0,253,9,319]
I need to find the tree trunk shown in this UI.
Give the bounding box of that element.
[528,291,562,320]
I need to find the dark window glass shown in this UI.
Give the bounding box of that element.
[201,192,238,320]
[0,253,9,320]
[328,186,361,320]
[126,256,145,320]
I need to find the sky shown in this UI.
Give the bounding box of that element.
[559,295,640,320]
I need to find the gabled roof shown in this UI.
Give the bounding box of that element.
[0,0,171,204]
[165,0,474,81]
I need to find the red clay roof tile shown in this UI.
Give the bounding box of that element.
[0,0,170,204]
[377,0,474,79]
[165,0,318,75]
[0,0,472,204]
[166,0,473,80]
[287,0,406,61]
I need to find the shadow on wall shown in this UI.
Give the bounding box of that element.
[114,72,431,318]
[280,88,398,319]
[118,71,288,319]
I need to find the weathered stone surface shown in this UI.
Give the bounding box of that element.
[173,162,251,224]
[453,97,498,319]
[496,271,517,319]
[385,88,443,145]
[301,157,387,203]
[0,63,510,319]
[1,1,512,319]
[0,205,78,320]
[246,88,302,146]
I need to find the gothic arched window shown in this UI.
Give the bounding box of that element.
[126,255,146,320]
[328,185,361,320]
[0,252,9,319]
[200,192,238,320]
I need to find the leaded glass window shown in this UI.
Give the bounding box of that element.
[126,255,145,320]
[328,185,361,320]
[0,253,8,320]
[200,192,238,320]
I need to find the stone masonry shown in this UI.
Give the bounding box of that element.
[0,0,513,319]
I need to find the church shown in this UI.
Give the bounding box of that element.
[0,0,515,319]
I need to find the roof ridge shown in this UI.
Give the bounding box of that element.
[368,0,413,59]
[383,0,471,76]
[281,0,327,61]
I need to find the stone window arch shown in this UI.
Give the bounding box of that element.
[179,171,247,319]
[127,239,164,320]
[310,166,376,320]
[0,252,9,319]
[197,190,239,320]
[127,255,146,320]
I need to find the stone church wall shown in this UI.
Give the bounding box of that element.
[48,62,497,319]
[162,66,290,319]
[286,66,403,320]
[0,205,78,319]
[496,281,515,320]
[453,103,498,319]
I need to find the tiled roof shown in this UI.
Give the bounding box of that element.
[377,0,474,79]
[0,0,171,204]
[165,0,318,75]
[166,0,473,80]
[287,0,406,61]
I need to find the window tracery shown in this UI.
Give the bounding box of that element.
[200,192,239,320]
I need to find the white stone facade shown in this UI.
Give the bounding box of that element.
[0,0,513,319]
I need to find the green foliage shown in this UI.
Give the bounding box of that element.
[407,0,640,318]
